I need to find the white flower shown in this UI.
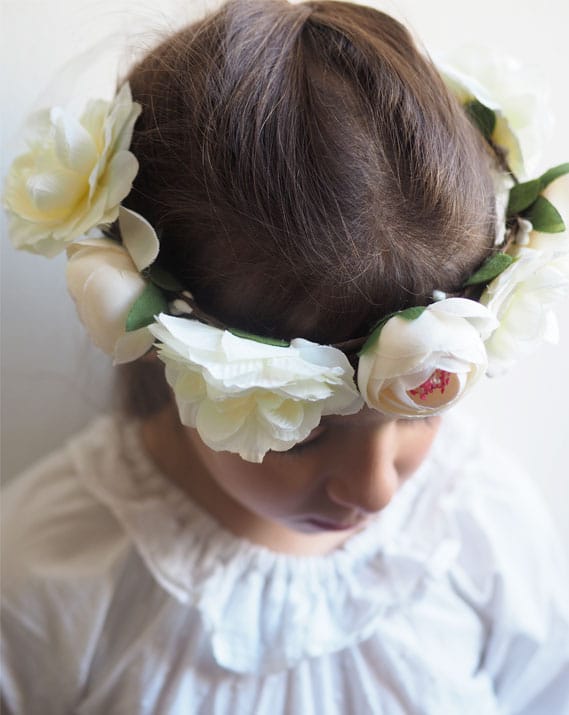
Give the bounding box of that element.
[4,83,141,257]
[357,299,498,418]
[66,207,159,364]
[438,49,552,178]
[481,248,569,376]
[149,314,364,462]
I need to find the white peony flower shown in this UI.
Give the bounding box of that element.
[66,207,159,364]
[149,314,364,462]
[357,299,498,418]
[438,49,552,179]
[4,83,141,257]
[481,248,569,376]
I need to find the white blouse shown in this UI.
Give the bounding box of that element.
[2,414,568,715]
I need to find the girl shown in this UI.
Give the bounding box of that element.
[2,1,569,712]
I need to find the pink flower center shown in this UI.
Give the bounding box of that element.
[409,369,451,401]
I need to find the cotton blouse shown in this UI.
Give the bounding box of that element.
[1,414,569,715]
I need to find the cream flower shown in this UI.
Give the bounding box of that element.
[4,83,141,257]
[149,314,364,462]
[357,299,498,418]
[438,50,551,178]
[66,207,159,364]
[481,248,569,376]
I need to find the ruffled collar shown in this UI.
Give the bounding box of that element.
[72,414,468,674]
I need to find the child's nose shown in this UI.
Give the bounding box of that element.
[324,425,399,515]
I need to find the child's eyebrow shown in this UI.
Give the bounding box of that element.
[319,412,392,428]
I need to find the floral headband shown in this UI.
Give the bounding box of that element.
[4,56,569,462]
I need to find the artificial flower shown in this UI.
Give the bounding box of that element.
[149,314,364,462]
[357,299,498,417]
[4,83,141,257]
[438,50,551,179]
[481,248,569,376]
[66,207,158,364]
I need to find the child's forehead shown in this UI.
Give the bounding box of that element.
[320,408,394,429]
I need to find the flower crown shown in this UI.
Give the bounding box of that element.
[5,56,569,462]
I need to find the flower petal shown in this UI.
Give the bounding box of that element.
[79,99,108,152]
[151,314,362,461]
[25,168,86,222]
[113,327,155,365]
[5,84,140,256]
[108,85,142,154]
[103,150,139,209]
[437,49,551,178]
[66,240,146,356]
[357,299,489,417]
[482,248,569,374]
[80,266,146,353]
[196,397,251,443]
[52,107,98,174]
[119,206,160,271]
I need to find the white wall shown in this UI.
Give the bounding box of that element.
[2,0,568,551]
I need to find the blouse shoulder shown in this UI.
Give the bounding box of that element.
[441,415,569,598]
[2,416,132,589]
[438,416,569,710]
[1,417,135,714]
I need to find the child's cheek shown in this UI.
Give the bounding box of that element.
[396,418,441,479]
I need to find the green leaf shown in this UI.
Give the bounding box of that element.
[464,253,514,286]
[538,162,569,190]
[359,306,426,356]
[523,196,565,233]
[397,306,427,321]
[507,163,569,219]
[359,322,388,356]
[126,283,168,332]
[147,265,184,292]
[229,328,290,347]
[465,99,496,141]
[507,179,541,216]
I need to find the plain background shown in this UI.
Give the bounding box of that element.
[2,0,569,557]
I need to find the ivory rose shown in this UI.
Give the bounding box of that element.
[4,83,141,257]
[481,248,569,376]
[66,209,159,364]
[357,299,498,418]
[438,50,551,179]
[483,176,569,378]
[149,314,364,462]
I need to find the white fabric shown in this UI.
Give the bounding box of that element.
[2,414,568,715]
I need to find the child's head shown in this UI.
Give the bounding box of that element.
[116,0,495,549]
[123,0,495,346]
[6,0,567,508]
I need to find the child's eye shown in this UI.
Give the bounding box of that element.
[279,425,327,457]
[397,416,436,427]
[397,415,433,425]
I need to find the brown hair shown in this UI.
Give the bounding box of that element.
[118,0,496,417]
